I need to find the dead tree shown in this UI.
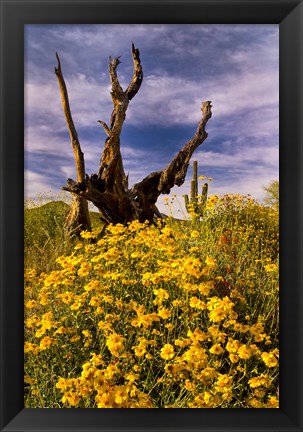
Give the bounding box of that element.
[55,44,212,234]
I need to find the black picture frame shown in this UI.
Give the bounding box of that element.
[0,0,302,431]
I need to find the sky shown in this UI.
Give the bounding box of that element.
[24,24,279,216]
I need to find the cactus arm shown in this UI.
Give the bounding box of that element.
[191,180,197,204]
[201,183,208,206]
[193,160,198,200]
[183,194,190,213]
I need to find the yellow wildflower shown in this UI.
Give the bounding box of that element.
[62,391,81,407]
[205,256,216,267]
[266,395,279,408]
[106,333,125,357]
[229,353,239,363]
[24,375,36,385]
[237,344,252,360]
[264,263,278,273]
[191,230,199,239]
[25,300,37,309]
[261,351,278,368]
[39,336,55,351]
[248,374,271,389]
[158,308,172,319]
[160,344,175,361]
[209,344,224,355]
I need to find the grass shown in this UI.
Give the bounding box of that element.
[24,193,103,272]
[24,191,279,408]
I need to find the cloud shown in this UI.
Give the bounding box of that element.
[24,24,279,212]
[24,170,57,198]
[126,66,278,130]
[25,24,278,128]
[194,145,278,170]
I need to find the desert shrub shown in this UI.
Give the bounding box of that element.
[24,196,279,408]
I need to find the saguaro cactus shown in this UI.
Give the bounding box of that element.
[183,161,208,220]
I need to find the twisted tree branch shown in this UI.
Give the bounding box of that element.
[97,44,143,192]
[97,120,111,137]
[55,53,86,184]
[55,53,91,234]
[132,101,212,201]
[126,43,144,101]
[159,101,212,193]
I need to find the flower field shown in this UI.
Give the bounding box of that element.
[24,193,279,408]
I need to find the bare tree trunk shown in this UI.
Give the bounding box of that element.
[56,44,212,227]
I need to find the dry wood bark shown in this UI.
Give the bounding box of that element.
[56,45,212,227]
[55,53,91,236]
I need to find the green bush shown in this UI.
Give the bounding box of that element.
[24,193,279,408]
